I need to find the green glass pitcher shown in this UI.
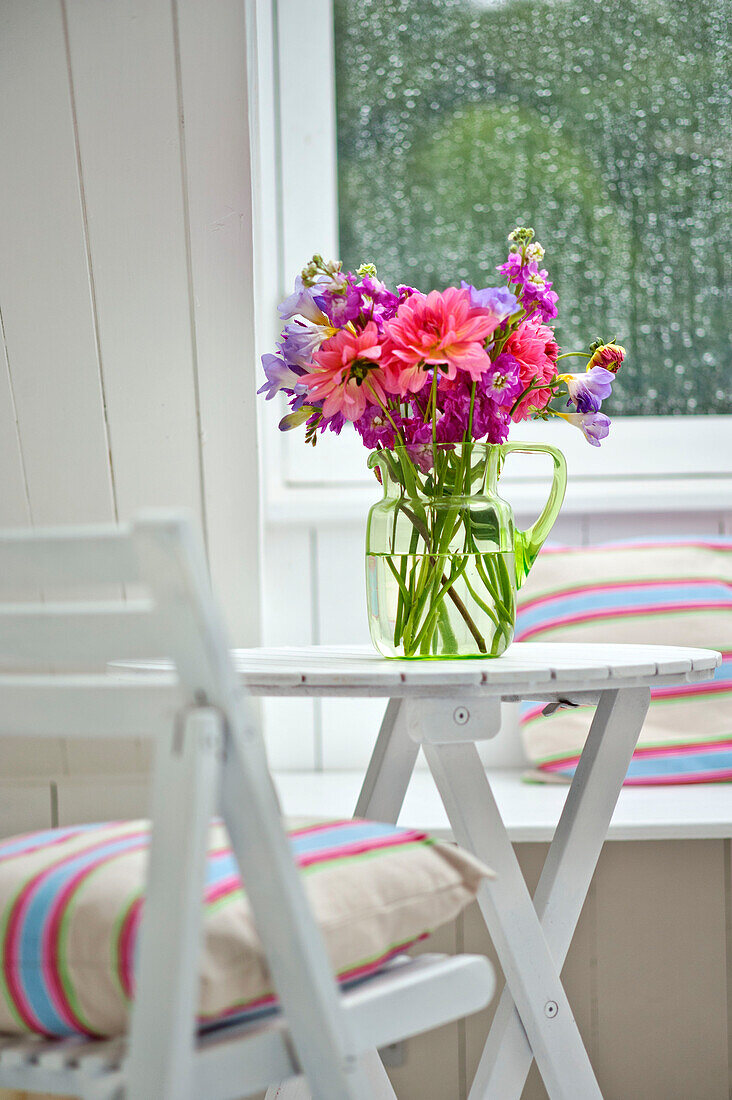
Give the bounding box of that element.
[365,441,567,659]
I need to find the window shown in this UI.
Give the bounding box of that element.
[259,0,731,515]
[334,0,730,417]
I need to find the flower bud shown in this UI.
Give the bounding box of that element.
[587,342,626,374]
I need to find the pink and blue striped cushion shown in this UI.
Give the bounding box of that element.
[0,817,489,1038]
[515,538,731,784]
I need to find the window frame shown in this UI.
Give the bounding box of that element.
[255,0,732,524]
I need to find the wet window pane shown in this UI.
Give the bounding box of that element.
[334,0,731,415]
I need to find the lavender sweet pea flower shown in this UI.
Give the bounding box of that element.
[561,366,615,413]
[258,354,306,401]
[279,321,330,369]
[278,276,329,324]
[560,411,611,447]
[461,282,518,322]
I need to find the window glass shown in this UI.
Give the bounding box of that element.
[334,0,730,415]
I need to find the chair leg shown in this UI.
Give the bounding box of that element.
[125,708,222,1100]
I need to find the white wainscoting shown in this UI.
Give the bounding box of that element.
[261,505,732,771]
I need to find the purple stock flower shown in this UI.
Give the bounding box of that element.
[278,276,329,324]
[479,352,523,407]
[561,366,615,413]
[397,284,420,302]
[472,396,511,444]
[355,405,398,449]
[318,279,363,326]
[559,411,611,447]
[401,418,435,472]
[258,354,307,402]
[318,273,401,330]
[460,282,518,322]
[360,276,400,327]
[497,254,558,322]
[521,271,559,322]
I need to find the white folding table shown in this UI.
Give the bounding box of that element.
[234,641,721,1100]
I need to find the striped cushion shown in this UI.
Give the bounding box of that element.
[515,538,731,784]
[0,817,489,1038]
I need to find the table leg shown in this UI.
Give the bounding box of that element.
[468,687,650,1099]
[423,738,603,1100]
[354,699,419,823]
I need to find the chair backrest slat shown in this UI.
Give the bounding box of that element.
[0,675,182,738]
[0,527,139,594]
[0,600,158,669]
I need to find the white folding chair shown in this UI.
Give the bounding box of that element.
[0,513,494,1100]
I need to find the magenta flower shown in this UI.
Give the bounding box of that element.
[558,411,611,447]
[355,405,398,449]
[560,366,614,413]
[503,319,560,421]
[382,287,501,393]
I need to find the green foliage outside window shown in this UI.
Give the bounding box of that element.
[334,0,731,415]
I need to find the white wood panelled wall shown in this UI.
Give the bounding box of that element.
[0,0,263,784]
[0,0,262,640]
[262,506,732,771]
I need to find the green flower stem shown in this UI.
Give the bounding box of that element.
[412,555,470,653]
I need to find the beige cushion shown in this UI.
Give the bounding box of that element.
[515,539,731,783]
[0,816,491,1037]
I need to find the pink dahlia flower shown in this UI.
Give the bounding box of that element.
[301,321,386,422]
[587,342,625,374]
[503,318,560,421]
[382,287,502,394]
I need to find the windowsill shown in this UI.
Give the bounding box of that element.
[265,475,732,525]
[273,768,732,842]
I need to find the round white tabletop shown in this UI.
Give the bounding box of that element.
[231,641,721,699]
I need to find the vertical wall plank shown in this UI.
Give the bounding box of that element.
[463,843,597,1100]
[0,781,53,840]
[386,919,463,1099]
[262,526,316,769]
[63,0,203,524]
[593,839,729,1100]
[316,521,389,768]
[0,330,30,528]
[0,0,116,525]
[174,0,263,646]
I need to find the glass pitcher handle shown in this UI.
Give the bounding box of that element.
[500,442,567,588]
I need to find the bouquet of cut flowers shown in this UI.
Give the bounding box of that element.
[259,226,626,659]
[259,225,624,455]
